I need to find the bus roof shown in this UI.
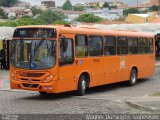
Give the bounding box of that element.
[16,25,154,38]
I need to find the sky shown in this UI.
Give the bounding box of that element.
[21,0,150,6]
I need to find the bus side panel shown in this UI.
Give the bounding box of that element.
[56,65,76,93]
[150,54,155,75]
[87,57,105,87]
[118,56,130,82]
[103,56,119,84]
[74,58,91,86]
[147,54,155,77]
[128,55,148,79]
[147,38,155,77]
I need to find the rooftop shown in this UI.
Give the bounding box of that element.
[132,14,149,18]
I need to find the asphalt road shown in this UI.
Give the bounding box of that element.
[0,67,160,119]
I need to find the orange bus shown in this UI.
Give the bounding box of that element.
[10,25,155,96]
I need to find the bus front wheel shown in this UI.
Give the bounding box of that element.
[77,75,87,96]
[128,69,137,86]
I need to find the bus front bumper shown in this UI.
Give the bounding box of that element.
[10,79,56,93]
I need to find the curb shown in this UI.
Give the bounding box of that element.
[126,101,160,113]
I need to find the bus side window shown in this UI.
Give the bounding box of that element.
[59,38,74,66]
[147,38,154,53]
[75,35,88,57]
[104,36,116,56]
[117,36,128,55]
[89,36,103,56]
[128,37,138,54]
[138,38,147,54]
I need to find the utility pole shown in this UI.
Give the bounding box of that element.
[158,0,160,10]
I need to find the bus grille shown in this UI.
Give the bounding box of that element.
[20,78,41,83]
[22,83,39,88]
[19,72,45,77]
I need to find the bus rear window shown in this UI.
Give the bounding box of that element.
[13,28,57,38]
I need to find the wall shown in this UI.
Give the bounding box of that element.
[125,14,146,23]
[148,12,157,22]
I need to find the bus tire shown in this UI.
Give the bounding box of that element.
[77,75,87,96]
[128,69,137,86]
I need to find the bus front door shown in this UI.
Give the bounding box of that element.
[56,34,76,93]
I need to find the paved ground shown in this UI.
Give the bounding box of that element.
[0,70,10,90]
[0,65,160,119]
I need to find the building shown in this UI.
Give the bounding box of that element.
[144,0,159,7]
[99,1,106,8]
[24,9,33,17]
[152,17,160,23]
[41,1,55,8]
[0,27,15,49]
[125,12,157,23]
[13,1,31,8]
[34,5,48,11]
[86,8,123,20]
[74,2,90,7]
[120,0,159,9]
[62,10,86,21]
[112,1,124,7]
[88,2,99,7]
[3,7,33,19]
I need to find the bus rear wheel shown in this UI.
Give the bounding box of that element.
[77,75,87,96]
[128,69,137,86]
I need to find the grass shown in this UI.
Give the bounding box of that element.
[151,92,160,96]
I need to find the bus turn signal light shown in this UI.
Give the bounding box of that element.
[43,75,53,83]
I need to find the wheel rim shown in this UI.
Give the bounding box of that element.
[131,72,136,84]
[82,79,86,91]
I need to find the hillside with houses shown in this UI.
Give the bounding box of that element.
[0,0,159,25]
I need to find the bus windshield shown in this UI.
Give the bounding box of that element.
[11,40,56,70]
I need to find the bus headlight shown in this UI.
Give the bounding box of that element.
[43,75,53,83]
[11,72,17,80]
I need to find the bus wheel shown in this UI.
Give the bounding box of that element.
[77,75,87,96]
[128,69,137,86]
[39,91,47,95]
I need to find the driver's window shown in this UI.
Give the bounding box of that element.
[59,38,74,66]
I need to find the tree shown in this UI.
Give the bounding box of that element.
[0,16,45,27]
[123,8,140,16]
[0,0,19,7]
[76,13,103,23]
[149,5,159,11]
[0,7,7,19]
[31,7,43,17]
[103,2,110,8]
[111,5,118,9]
[37,9,67,24]
[62,0,72,10]
[73,5,85,11]
[0,10,68,27]
[54,20,70,25]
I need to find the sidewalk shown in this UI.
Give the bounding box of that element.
[125,60,160,113]
[0,70,10,90]
[155,60,160,66]
[126,96,160,113]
